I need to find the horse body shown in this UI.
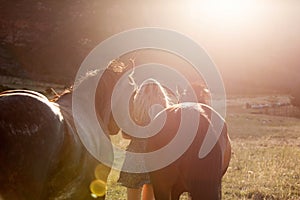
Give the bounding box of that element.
[0,91,65,199]
[126,76,231,199]
[0,62,128,199]
[146,103,230,200]
[0,90,112,200]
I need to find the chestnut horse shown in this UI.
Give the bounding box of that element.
[0,63,128,199]
[129,79,231,200]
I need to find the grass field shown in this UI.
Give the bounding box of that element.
[222,95,300,200]
[3,82,298,199]
[103,95,300,200]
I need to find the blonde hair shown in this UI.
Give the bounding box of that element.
[130,78,174,126]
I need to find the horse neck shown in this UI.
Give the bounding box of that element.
[55,92,73,119]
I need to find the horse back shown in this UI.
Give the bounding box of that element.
[0,92,64,199]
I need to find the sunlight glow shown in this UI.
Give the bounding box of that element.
[187,0,259,22]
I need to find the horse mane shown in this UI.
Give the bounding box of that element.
[51,59,130,103]
[73,59,129,90]
[190,82,211,105]
[50,88,72,102]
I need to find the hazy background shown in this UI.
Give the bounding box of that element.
[0,0,299,94]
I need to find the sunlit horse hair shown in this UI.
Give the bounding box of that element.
[73,59,128,90]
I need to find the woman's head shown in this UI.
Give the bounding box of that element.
[130,78,174,126]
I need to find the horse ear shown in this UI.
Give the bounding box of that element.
[190,82,211,104]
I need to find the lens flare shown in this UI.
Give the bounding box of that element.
[90,179,107,197]
[94,164,111,180]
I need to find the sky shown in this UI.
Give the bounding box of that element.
[105,0,300,92]
[185,0,300,89]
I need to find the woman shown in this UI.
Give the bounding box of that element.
[118,78,175,200]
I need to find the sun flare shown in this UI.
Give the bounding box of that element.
[187,0,259,22]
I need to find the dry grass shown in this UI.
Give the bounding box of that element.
[223,95,300,199]
[104,95,300,199]
[223,141,300,200]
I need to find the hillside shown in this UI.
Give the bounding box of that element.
[0,0,299,94]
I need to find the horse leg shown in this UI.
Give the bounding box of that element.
[170,183,185,200]
[171,189,183,200]
[150,165,179,200]
[152,183,172,200]
[189,156,222,199]
[190,180,221,200]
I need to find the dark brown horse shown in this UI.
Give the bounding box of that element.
[146,103,230,200]
[129,80,231,200]
[0,62,128,199]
